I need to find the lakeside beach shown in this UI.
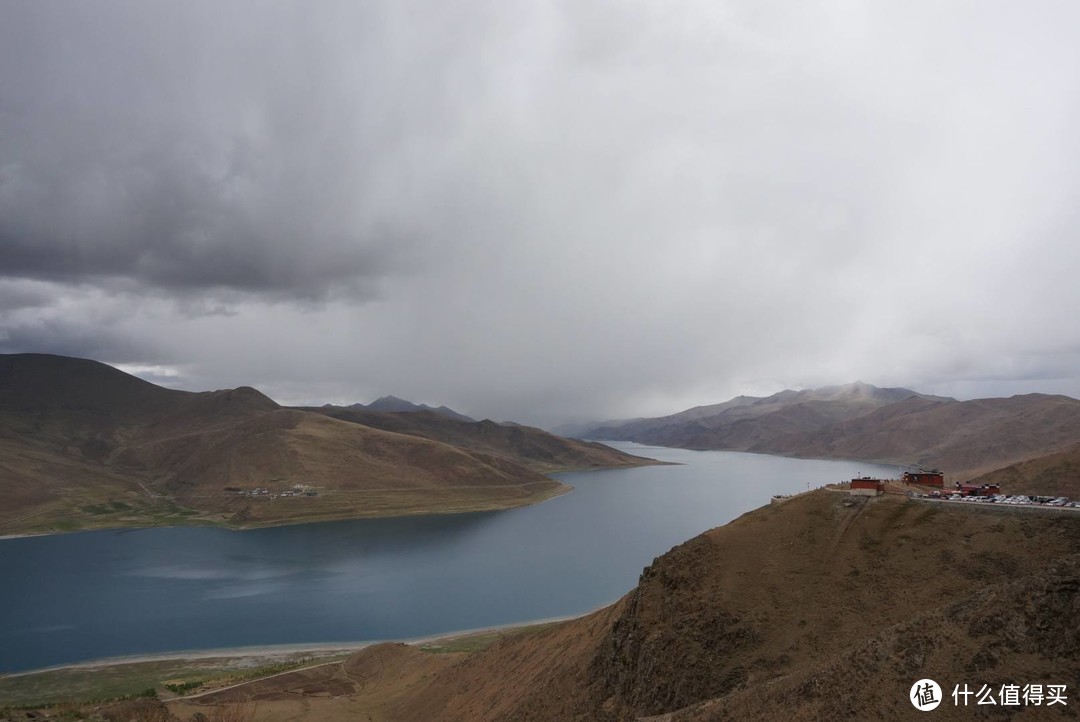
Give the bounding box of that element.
[0,616,579,707]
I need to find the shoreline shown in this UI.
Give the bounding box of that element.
[0,479,576,541]
[1,611,595,680]
[0,455,670,542]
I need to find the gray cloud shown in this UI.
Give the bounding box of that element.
[0,281,56,313]
[3,2,1080,424]
[0,317,155,364]
[0,2,439,300]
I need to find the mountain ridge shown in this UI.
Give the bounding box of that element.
[302,406,653,473]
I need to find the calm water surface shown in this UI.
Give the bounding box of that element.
[0,443,896,672]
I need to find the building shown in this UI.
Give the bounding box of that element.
[903,469,944,487]
[955,482,1001,497]
[850,477,885,496]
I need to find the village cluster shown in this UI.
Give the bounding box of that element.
[223,483,319,499]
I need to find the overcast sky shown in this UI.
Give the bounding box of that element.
[2,1,1080,426]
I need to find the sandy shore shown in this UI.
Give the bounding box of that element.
[2,643,373,678]
[3,612,592,679]
[0,531,51,541]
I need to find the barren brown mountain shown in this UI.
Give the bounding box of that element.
[0,354,654,535]
[584,383,1080,485]
[583,382,942,444]
[169,491,1080,722]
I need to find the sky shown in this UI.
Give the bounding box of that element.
[2,1,1080,426]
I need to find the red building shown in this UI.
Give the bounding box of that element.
[851,477,885,495]
[956,482,1001,497]
[903,470,944,487]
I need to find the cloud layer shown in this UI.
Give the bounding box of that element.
[3,1,1080,424]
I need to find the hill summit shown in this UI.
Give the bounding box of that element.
[344,395,475,422]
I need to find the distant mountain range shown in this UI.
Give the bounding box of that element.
[577,381,1080,484]
[0,354,656,535]
[339,395,475,423]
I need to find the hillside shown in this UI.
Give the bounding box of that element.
[0,354,651,535]
[777,393,1080,482]
[969,440,1080,501]
[167,491,1080,721]
[581,383,1080,483]
[303,406,659,473]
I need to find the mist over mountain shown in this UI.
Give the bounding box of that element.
[341,395,475,422]
[577,382,1080,481]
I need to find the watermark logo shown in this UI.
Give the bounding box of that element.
[911,679,942,711]
[952,683,1068,707]
[909,680,1069,710]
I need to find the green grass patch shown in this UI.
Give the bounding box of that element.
[0,662,183,707]
[0,652,346,707]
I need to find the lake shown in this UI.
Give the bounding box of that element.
[0,443,896,673]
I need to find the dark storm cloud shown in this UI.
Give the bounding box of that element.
[0,315,156,363]
[0,1,437,301]
[0,219,405,300]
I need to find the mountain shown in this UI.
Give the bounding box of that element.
[0,354,654,535]
[570,394,762,441]
[302,406,657,473]
[580,382,1080,483]
[582,382,948,444]
[344,395,475,422]
[772,393,1080,481]
[169,490,1080,721]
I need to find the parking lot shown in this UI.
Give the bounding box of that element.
[911,492,1080,513]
